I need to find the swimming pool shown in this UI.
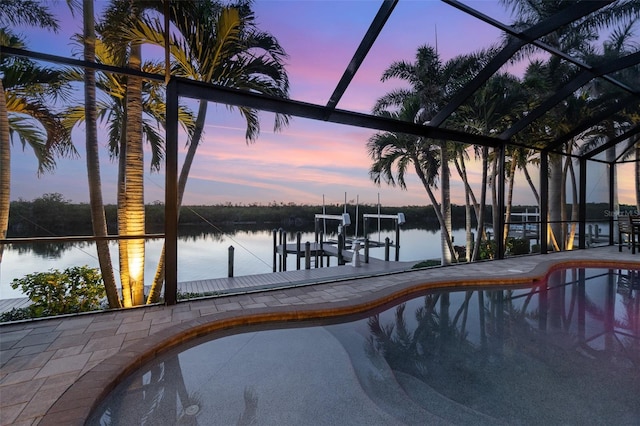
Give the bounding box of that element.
[88,267,640,425]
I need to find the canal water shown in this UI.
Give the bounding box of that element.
[1,223,610,299]
[1,227,465,299]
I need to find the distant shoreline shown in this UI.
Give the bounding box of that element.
[8,196,630,238]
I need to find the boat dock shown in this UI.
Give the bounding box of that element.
[0,255,417,314]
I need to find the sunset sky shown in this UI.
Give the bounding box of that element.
[10,0,628,208]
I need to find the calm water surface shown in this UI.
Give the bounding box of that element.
[1,227,470,299]
[1,222,611,300]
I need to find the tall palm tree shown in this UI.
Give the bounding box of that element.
[81,0,194,307]
[579,20,640,233]
[0,1,63,262]
[74,0,121,308]
[375,46,452,261]
[62,32,195,307]
[116,0,290,303]
[0,31,74,263]
[372,45,492,264]
[451,143,478,261]
[501,0,640,251]
[367,96,456,259]
[455,72,525,259]
[95,0,148,307]
[0,0,58,28]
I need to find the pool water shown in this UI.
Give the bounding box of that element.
[88,268,640,425]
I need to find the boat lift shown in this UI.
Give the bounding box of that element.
[362,213,406,261]
[314,213,351,265]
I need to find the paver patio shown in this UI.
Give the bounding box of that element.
[1,246,638,425]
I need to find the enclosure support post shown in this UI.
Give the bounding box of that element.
[608,160,615,245]
[578,158,587,249]
[165,79,178,305]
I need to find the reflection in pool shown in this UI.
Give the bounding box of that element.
[89,268,640,425]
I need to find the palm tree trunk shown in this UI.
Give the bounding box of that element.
[561,151,570,249]
[503,158,517,246]
[0,80,10,263]
[490,154,499,242]
[124,42,145,306]
[549,153,563,251]
[453,154,480,221]
[567,158,578,249]
[522,164,540,205]
[472,146,488,261]
[412,159,457,264]
[117,129,131,306]
[453,153,475,262]
[147,101,209,303]
[84,0,120,308]
[440,144,456,264]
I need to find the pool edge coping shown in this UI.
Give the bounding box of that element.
[41,257,640,425]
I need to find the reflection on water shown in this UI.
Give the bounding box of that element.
[85,268,640,425]
[1,227,466,299]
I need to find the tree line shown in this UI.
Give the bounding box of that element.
[8,193,628,238]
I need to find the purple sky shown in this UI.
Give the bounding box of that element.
[9,1,626,207]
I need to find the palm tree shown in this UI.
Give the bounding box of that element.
[579,20,640,236]
[70,0,197,307]
[63,31,195,307]
[1,1,62,262]
[448,72,524,260]
[0,0,58,28]
[372,45,492,264]
[72,0,121,308]
[367,96,457,260]
[0,28,74,264]
[115,0,290,303]
[93,0,148,307]
[501,0,640,251]
[451,143,478,261]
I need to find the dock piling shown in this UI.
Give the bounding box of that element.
[272,229,277,272]
[282,231,287,271]
[296,232,301,270]
[364,238,369,263]
[385,237,390,261]
[228,245,234,277]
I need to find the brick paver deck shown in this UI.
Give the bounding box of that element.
[1,246,638,425]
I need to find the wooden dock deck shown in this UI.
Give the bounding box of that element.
[0,256,417,313]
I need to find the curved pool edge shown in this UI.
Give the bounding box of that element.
[42,255,640,425]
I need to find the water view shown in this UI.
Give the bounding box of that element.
[88,267,640,425]
[1,226,472,299]
[2,220,614,300]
